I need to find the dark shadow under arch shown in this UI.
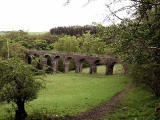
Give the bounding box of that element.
[45,55,53,73]
[27,55,32,64]
[57,57,64,72]
[94,60,105,74]
[80,59,90,73]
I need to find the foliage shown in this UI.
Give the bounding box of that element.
[33,39,48,50]
[1,30,29,43]
[53,32,107,55]
[78,32,107,55]
[96,24,120,44]
[110,1,160,97]
[0,29,109,56]
[130,64,160,97]
[0,42,28,59]
[37,32,59,44]
[0,58,43,120]
[0,31,59,51]
[54,35,79,53]
[0,30,35,49]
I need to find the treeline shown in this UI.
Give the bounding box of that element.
[50,25,98,36]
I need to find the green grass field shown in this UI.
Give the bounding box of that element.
[0,65,129,120]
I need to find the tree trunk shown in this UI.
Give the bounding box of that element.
[15,99,27,120]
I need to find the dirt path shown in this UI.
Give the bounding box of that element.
[56,85,134,120]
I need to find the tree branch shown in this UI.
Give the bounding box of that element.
[105,4,124,21]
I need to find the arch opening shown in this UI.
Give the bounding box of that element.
[57,57,64,72]
[113,63,125,75]
[45,55,53,73]
[34,54,39,58]
[79,59,90,73]
[95,60,105,74]
[27,55,32,64]
[30,54,42,71]
[68,57,75,71]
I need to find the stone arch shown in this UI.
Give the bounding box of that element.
[75,58,90,73]
[94,60,100,64]
[113,62,124,75]
[106,62,127,75]
[122,63,129,75]
[44,54,53,73]
[105,62,117,75]
[38,55,47,71]
[32,53,41,69]
[89,59,101,74]
[63,57,73,73]
[92,59,105,74]
[28,54,43,70]
[44,54,52,66]
[66,57,75,71]
[27,50,128,75]
[54,56,60,59]
[52,55,61,73]
[26,55,32,64]
[33,53,39,58]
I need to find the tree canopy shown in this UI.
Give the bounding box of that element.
[0,58,43,120]
[108,0,160,97]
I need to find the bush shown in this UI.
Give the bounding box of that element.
[130,63,160,98]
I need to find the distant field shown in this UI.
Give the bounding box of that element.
[0,65,129,120]
[28,32,48,35]
[0,33,6,35]
[0,32,47,35]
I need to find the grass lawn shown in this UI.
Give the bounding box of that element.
[0,65,129,120]
[102,87,160,120]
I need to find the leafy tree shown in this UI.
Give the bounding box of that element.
[111,1,160,97]
[0,30,36,50]
[96,24,120,44]
[37,32,58,44]
[54,35,79,53]
[78,32,106,55]
[0,42,28,59]
[0,58,43,120]
[34,39,48,50]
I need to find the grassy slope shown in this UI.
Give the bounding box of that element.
[0,65,128,119]
[102,87,160,120]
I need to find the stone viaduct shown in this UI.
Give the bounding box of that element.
[26,50,128,75]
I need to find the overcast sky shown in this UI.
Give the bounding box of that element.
[0,0,132,32]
